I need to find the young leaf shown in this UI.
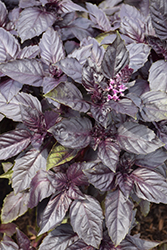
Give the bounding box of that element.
[127,43,151,73]
[0,28,20,62]
[29,169,56,209]
[38,224,78,250]
[150,0,167,41]
[45,81,90,113]
[98,139,120,172]
[118,121,164,154]
[84,162,115,192]
[149,60,167,92]
[70,195,103,248]
[38,191,72,235]
[105,189,133,246]
[67,162,88,186]
[1,191,29,223]
[12,148,47,193]
[131,167,167,203]
[39,27,65,65]
[0,59,44,87]
[101,33,129,79]
[16,7,56,42]
[47,144,78,170]
[0,129,31,160]
[50,117,92,149]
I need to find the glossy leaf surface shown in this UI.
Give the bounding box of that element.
[70,195,103,248]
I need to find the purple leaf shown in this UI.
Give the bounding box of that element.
[19,0,41,8]
[66,239,95,250]
[0,1,7,26]
[150,0,167,41]
[120,4,145,43]
[59,0,87,13]
[149,60,167,92]
[0,223,17,236]
[127,43,150,73]
[0,79,22,102]
[90,103,111,128]
[68,44,92,65]
[17,45,40,59]
[39,27,65,65]
[47,144,78,170]
[86,2,111,32]
[101,33,129,79]
[45,81,90,112]
[29,169,56,209]
[135,148,167,169]
[50,117,92,149]
[116,172,134,198]
[63,17,95,42]
[131,167,167,203]
[38,224,78,250]
[0,129,31,160]
[147,36,167,60]
[16,7,56,42]
[0,28,20,63]
[0,59,44,86]
[44,110,60,129]
[0,92,42,122]
[128,79,149,97]
[81,37,105,66]
[118,121,164,154]
[38,191,72,235]
[16,228,31,250]
[120,234,159,250]
[12,148,48,193]
[98,139,120,172]
[56,57,82,83]
[67,185,85,200]
[43,75,67,94]
[70,195,103,248]
[108,98,138,118]
[105,189,133,246]
[140,91,167,122]
[0,235,19,250]
[1,191,29,223]
[67,162,88,186]
[84,162,115,192]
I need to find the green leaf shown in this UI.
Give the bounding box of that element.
[47,143,78,170]
[0,166,13,184]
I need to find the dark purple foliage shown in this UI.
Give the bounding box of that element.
[0,0,167,249]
